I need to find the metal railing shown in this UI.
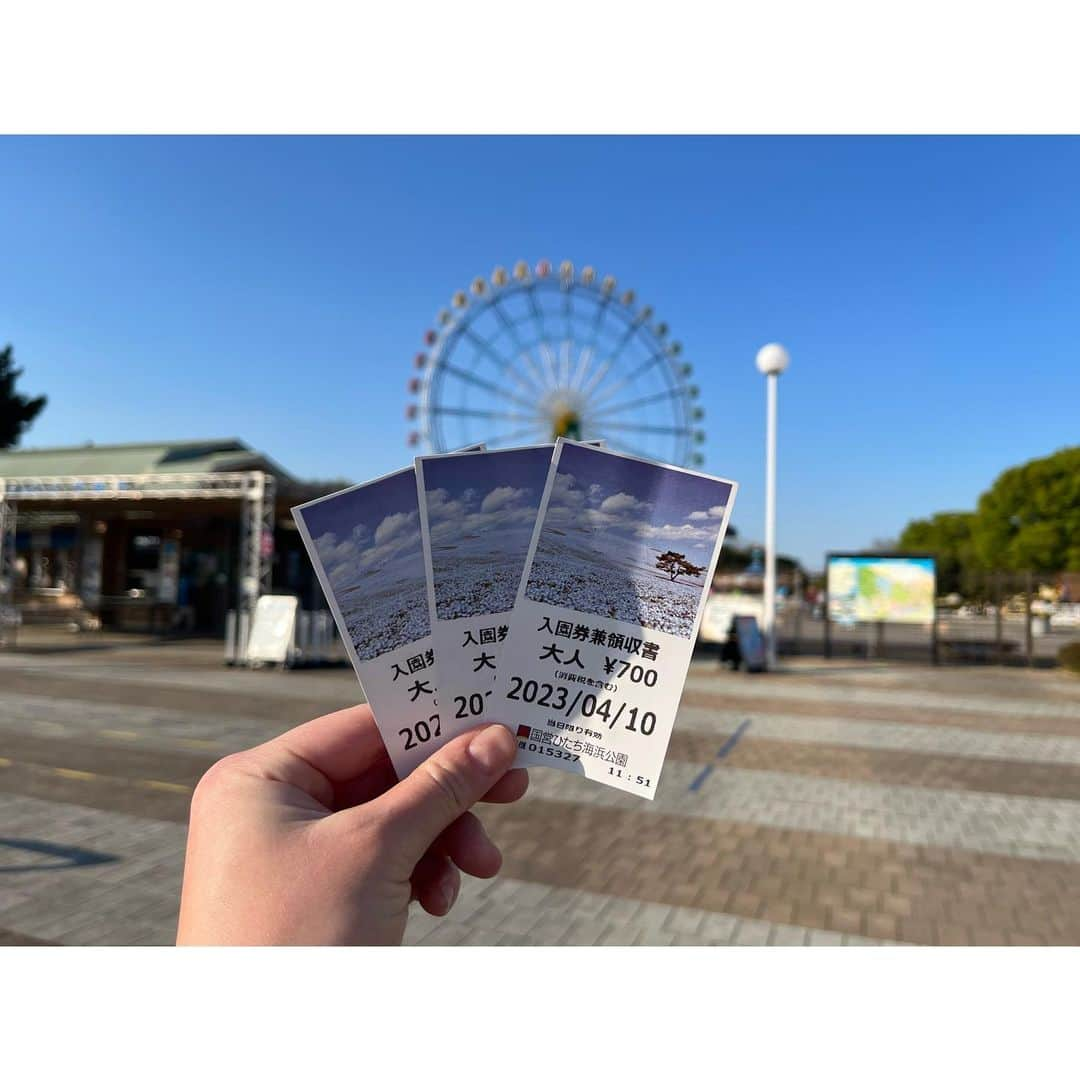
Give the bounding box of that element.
[776,569,1077,668]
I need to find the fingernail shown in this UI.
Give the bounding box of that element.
[467,725,516,772]
[441,876,459,913]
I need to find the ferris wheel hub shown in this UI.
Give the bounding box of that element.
[541,387,588,442]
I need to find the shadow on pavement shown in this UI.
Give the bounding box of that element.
[0,838,120,873]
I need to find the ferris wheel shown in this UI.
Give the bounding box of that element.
[405,260,705,466]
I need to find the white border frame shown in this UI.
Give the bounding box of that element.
[292,464,416,686]
[513,437,739,646]
[291,445,485,687]
[414,442,557,630]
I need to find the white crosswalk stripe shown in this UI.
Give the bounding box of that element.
[684,670,1080,720]
[676,704,1080,765]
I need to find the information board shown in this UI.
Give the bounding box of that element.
[826,555,935,625]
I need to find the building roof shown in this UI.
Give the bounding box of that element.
[0,438,296,482]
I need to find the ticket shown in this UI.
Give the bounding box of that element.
[415,444,556,730]
[292,447,482,777]
[493,439,738,799]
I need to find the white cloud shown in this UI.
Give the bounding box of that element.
[425,488,469,521]
[374,510,416,545]
[480,485,529,513]
[549,470,586,509]
[315,531,356,570]
[599,491,648,515]
[358,528,421,570]
[636,522,717,543]
[687,505,727,522]
[313,510,422,586]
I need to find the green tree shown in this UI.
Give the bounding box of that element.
[898,511,977,593]
[971,446,1080,572]
[0,344,47,449]
[655,550,705,582]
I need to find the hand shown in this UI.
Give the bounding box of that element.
[176,705,527,945]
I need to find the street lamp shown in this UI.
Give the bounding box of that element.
[755,343,790,670]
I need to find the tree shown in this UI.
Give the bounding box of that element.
[0,344,47,449]
[895,445,1080,585]
[655,549,706,583]
[970,446,1080,572]
[898,511,977,594]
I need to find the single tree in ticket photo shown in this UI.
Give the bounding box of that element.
[525,443,734,638]
[655,549,706,583]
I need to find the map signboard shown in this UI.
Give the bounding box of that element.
[826,554,935,625]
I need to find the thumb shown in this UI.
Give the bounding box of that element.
[370,724,518,870]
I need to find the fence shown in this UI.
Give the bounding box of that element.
[776,569,1078,668]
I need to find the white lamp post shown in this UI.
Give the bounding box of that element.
[755,343,790,670]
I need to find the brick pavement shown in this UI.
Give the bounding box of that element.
[480,799,1080,944]
[2,640,1079,946]
[520,764,1080,861]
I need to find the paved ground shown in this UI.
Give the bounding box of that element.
[2,630,1079,946]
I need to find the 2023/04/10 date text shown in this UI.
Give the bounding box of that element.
[505,675,657,735]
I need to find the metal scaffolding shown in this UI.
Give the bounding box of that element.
[0,470,275,621]
[237,471,276,611]
[0,497,17,644]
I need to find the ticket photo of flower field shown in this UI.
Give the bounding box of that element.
[525,443,735,638]
[422,445,552,619]
[296,468,429,660]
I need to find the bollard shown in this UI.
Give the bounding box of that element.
[224,610,236,665]
[1024,570,1034,667]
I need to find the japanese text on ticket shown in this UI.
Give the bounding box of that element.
[494,439,737,799]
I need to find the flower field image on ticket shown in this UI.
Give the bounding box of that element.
[525,532,705,638]
[423,445,555,621]
[339,576,430,660]
[523,442,734,640]
[432,550,522,618]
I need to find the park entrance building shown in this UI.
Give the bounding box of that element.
[0,439,330,635]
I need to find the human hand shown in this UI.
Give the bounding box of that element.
[176,704,526,945]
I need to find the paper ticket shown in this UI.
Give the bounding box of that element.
[292,447,482,777]
[415,444,556,729]
[493,439,738,799]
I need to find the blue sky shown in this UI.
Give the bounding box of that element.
[1,136,1077,567]
[548,442,734,565]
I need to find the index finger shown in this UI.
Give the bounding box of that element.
[266,702,387,785]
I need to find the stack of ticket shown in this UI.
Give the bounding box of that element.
[294,439,737,799]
